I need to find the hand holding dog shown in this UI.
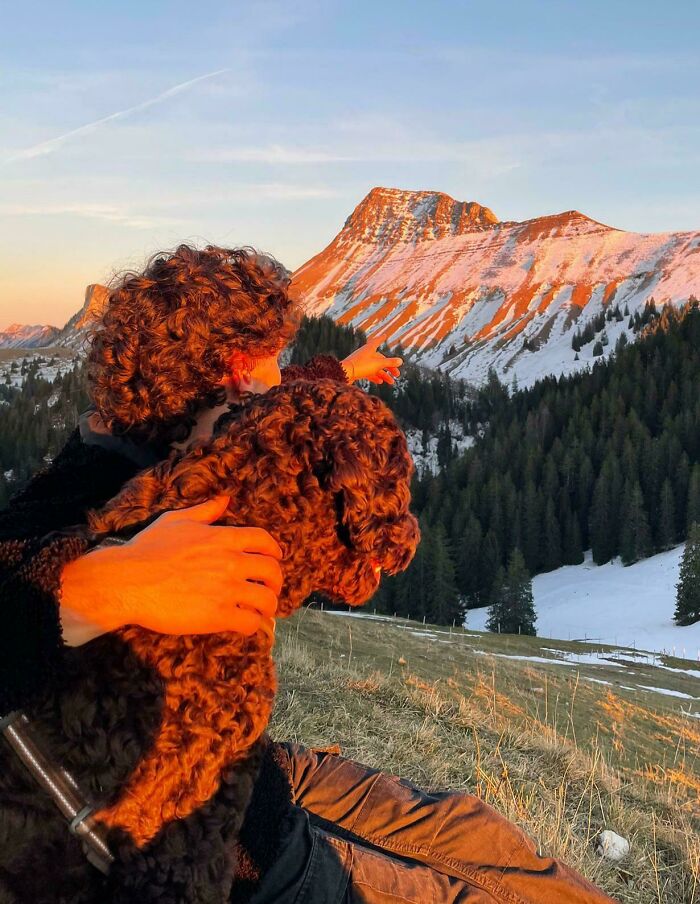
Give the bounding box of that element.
[60,495,282,644]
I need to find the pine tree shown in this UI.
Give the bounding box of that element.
[562,510,584,565]
[485,566,506,633]
[486,565,506,634]
[674,523,700,625]
[436,422,453,469]
[478,529,502,606]
[687,464,700,533]
[592,340,604,357]
[589,471,614,564]
[486,549,536,635]
[428,523,463,625]
[620,481,652,565]
[456,515,482,607]
[541,498,562,571]
[520,480,542,573]
[657,478,676,550]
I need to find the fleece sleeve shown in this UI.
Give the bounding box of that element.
[0,431,138,716]
[0,533,90,715]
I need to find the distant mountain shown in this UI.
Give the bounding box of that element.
[0,285,109,351]
[291,186,700,386]
[0,323,59,349]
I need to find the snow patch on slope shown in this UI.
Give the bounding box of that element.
[468,547,700,658]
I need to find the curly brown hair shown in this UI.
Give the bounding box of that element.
[87,244,300,445]
[87,379,419,847]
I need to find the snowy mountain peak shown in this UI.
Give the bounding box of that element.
[0,322,60,349]
[291,188,700,388]
[341,187,499,245]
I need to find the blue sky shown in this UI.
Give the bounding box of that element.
[1,0,699,326]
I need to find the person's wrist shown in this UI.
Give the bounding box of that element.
[60,602,107,646]
[341,358,355,382]
[60,545,127,634]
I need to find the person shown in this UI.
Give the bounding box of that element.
[0,245,401,704]
[0,244,616,903]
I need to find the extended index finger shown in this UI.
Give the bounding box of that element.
[221,526,283,559]
[366,331,385,349]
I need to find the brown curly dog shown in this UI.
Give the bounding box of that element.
[85,378,419,852]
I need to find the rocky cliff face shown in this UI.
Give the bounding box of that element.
[291,187,700,386]
[54,284,110,349]
[339,186,499,245]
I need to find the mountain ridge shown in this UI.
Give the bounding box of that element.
[4,188,699,386]
[291,187,700,387]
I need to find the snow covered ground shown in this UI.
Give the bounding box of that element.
[468,546,700,658]
[0,349,80,389]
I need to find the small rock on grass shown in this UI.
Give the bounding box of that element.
[596,830,630,862]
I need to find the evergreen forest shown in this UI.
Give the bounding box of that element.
[374,299,700,624]
[2,303,699,632]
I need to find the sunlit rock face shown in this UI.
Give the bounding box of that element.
[337,186,499,245]
[54,283,110,349]
[291,187,700,387]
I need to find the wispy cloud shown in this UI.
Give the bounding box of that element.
[195,140,521,173]
[199,145,358,164]
[3,69,230,164]
[0,202,181,229]
[0,183,339,228]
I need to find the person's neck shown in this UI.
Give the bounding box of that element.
[173,375,273,451]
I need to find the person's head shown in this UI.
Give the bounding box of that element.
[88,244,300,445]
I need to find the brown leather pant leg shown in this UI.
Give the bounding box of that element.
[280,743,617,904]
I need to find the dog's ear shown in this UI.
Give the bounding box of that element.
[321,393,420,574]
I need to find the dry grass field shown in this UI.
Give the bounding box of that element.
[271,608,700,903]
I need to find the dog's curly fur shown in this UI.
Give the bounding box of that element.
[0,380,419,904]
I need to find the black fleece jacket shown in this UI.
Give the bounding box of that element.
[0,354,347,718]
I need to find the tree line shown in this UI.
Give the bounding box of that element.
[0,358,89,506]
[374,299,700,625]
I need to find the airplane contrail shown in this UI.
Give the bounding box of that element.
[4,68,230,164]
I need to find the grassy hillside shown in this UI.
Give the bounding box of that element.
[272,608,700,903]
